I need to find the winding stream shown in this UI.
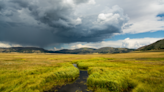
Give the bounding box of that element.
[46,64,92,92]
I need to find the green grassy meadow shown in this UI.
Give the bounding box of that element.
[0,51,164,92]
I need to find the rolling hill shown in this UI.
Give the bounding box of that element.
[0,47,48,53]
[54,47,135,54]
[0,47,135,54]
[54,48,96,54]
[95,47,134,53]
[137,39,164,51]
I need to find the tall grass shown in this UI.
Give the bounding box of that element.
[0,66,79,92]
[74,51,164,92]
[0,53,79,92]
[87,67,135,92]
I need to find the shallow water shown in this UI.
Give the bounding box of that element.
[46,64,92,92]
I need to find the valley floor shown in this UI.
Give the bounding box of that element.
[0,51,164,92]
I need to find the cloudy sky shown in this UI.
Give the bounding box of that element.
[0,0,164,50]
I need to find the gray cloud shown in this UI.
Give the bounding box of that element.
[0,0,128,47]
[73,0,89,4]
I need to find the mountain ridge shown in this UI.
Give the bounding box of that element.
[0,47,135,54]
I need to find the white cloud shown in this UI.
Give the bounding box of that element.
[75,17,82,25]
[0,42,11,48]
[112,0,164,34]
[92,5,128,31]
[0,42,22,48]
[64,37,163,49]
[98,13,120,24]
[121,38,162,48]
[71,43,93,49]
[88,0,96,4]
[123,17,164,34]
[76,0,164,34]
[53,47,61,51]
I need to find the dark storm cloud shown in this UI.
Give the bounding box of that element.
[10,0,29,8]
[0,0,128,47]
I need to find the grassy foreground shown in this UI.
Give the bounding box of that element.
[0,53,79,92]
[0,51,164,92]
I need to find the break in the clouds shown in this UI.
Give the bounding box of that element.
[0,0,128,47]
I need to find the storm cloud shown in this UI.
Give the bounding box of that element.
[0,0,128,47]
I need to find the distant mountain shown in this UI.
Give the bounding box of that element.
[95,47,134,53]
[0,47,135,54]
[0,47,48,53]
[137,39,164,51]
[54,47,135,54]
[54,48,96,54]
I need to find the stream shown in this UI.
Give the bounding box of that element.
[46,64,92,92]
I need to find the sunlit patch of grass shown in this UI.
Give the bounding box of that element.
[75,58,124,69]
[87,67,136,92]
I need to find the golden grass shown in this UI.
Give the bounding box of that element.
[0,53,80,92]
[0,51,164,92]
